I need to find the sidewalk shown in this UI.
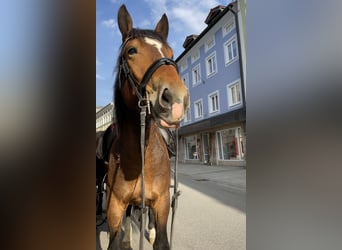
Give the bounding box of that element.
[174,162,246,193]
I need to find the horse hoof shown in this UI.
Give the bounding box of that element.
[148,228,156,244]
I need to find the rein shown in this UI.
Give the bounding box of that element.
[119,48,180,250]
[170,129,180,250]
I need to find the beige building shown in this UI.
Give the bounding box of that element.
[96,102,114,132]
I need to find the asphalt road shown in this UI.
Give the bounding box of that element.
[96,163,246,250]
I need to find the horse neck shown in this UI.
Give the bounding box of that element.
[114,82,168,167]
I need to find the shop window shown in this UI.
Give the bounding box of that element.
[185,136,198,160]
[217,128,241,160]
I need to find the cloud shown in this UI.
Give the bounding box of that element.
[139,19,152,29]
[96,58,105,80]
[96,74,105,80]
[143,0,221,35]
[171,7,207,34]
[102,19,116,29]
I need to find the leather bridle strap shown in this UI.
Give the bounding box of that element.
[120,57,178,100]
[170,128,180,250]
[139,58,178,93]
[139,104,147,250]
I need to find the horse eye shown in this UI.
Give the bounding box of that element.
[127,47,137,55]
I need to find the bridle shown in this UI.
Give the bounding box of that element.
[117,36,181,250]
[118,36,179,108]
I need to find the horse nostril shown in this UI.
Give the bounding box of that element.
[161,88,172,108]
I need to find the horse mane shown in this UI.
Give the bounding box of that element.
[113,28,169,130]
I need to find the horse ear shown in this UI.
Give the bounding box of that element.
[117,5,133,42]
[154,14,169,41]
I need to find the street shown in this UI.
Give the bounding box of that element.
[96,163,246,250]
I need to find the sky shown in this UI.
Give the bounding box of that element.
[96,0,232,107]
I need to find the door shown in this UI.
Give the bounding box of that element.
[202,133,210,163]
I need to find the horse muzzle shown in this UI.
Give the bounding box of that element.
[153,87,189,128]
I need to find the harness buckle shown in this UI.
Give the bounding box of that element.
[138,96,151,115]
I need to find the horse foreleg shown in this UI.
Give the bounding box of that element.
[106,194,126,250]
[152,193,170,250]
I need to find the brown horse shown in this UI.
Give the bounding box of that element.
[106,4,189,250]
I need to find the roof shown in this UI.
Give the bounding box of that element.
[183,34,199,49]
[204,5,226,25]
[176,1,237,62]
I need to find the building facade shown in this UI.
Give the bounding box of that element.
[177,1,246,166]
[96,102,114,132]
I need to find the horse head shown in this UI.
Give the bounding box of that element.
[116,4,189,128]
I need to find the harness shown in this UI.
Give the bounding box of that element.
[119,37,181,250]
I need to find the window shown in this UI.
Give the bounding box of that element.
[224,37,238,65]
[227,80,241,107]
[192,64,201,86]
[206,52,217,77]
[222,19,235,37]
[184,135,198,160]
[208,91,219,113]
[194,99,203,119]
[216,128,241,160]
[191,49,200,63]
[205,36,215,52]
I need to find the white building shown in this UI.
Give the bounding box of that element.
[96,102,114,132]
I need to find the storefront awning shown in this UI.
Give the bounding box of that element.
[178,107,246,135]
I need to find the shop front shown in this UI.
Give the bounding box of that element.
[178,108,246,167]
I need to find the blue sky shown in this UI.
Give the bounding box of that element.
[96,0,231,107]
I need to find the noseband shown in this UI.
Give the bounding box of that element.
[119,38,178,104]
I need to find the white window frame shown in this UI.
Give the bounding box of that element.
[192,64,201,86]
[222,19,235,37]
[205,51,217,77]
[194,99,203,119]
[208,90,220,114]
[205,35,215,52]
[224,36,238,66]
[227,80,242,107]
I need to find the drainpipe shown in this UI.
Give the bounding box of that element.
[228,3,246,108]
